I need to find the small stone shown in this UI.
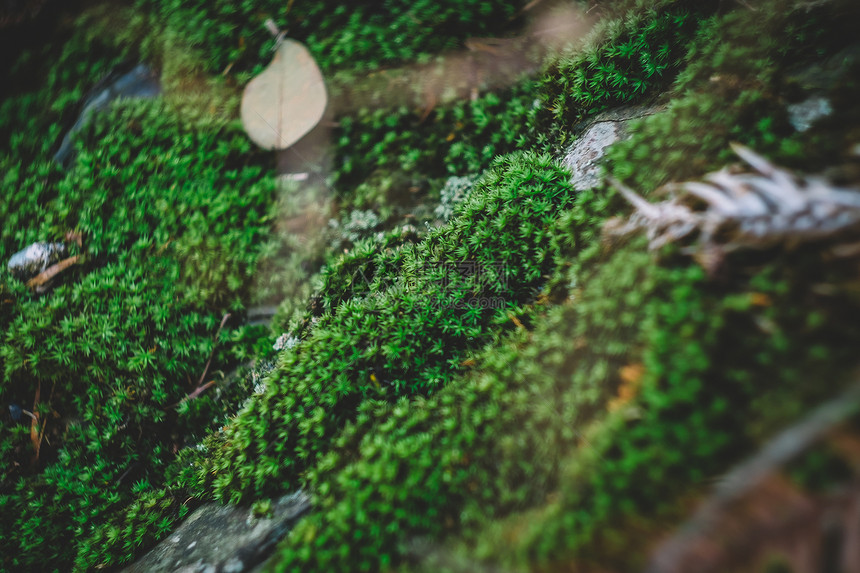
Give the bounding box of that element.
[7,242,67,281]
[8,403,22,422]
[787,96,832,132]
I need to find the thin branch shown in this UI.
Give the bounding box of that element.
[194,313,231,390]
[26,255,81,289]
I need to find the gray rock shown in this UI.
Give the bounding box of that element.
[787,95,832,132]
[564,121,623,191]
[121,491,311,573]
[54,64,161,167]
[7,242,67,281]
[562,105,662,191]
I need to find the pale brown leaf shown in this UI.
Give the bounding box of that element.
[240,39,327,150]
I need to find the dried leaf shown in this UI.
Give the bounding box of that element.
[30,382,40,460]
[240,39,327,150]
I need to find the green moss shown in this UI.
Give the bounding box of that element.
[72,486,189,571]
[186,152,576,504]
[252,2,860,570]
[262,239,658,571]
[313,229,416,317]
[333,80,545,199]
[0,3,564,565]
[1,260,211,571]
[513,244,860,568]
[540,0,714,152]
[136,0,524,81]
[378,246,860,572]
[0,93,281,571]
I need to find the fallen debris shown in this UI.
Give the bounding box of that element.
[605,143,860,273]
[240,34,328,150]
[25,255,81,292]
[7,242,68,281]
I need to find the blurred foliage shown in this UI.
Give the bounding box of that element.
[606,0,860,192]
[135,0,523,82]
